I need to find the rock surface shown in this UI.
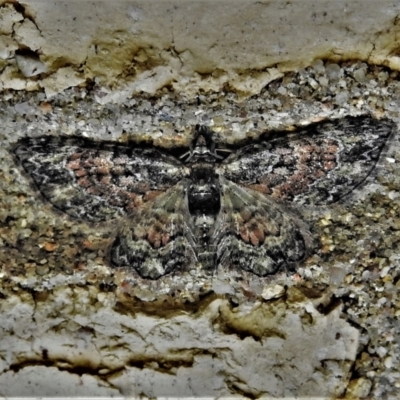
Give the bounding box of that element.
[1,1,400,398]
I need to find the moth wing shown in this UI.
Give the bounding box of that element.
[13,136,189,222]
[212,178,311,276]
[110,179,197,279]
[219,116,394,205]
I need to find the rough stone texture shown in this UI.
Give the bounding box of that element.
[0,0,400,97]
[0,287,359,397]
[1,0,400,398]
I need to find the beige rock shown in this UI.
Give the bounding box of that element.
[345,377,372,399]
[0,0,397,97]
[0,286,359,397]
[0,366,119,397]
[0,4,24,35]
[40,67,85,97]
[1,65,27,90]
[14,19,44,51]
[15,53,48,77]
[0,35,18,59]
[261,284,285,300]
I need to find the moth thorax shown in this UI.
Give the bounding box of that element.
[188,181,221,215]
[188,165,221,216]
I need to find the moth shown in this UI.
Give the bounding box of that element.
[13,115,394,279]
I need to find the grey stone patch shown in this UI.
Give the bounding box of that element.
[15,53,48,77]
[0,287,358,398]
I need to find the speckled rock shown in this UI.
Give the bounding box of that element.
[1,1,400,398]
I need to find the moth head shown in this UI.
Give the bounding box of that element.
[180,125,223,163]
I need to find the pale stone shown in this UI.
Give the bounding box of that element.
[40,67,85,97]
[14,19,45,51]
[0,288,359,397]
[335,91,349,105]
[380,266,391,278]
[0,4,24,34]
[0,35,18,59]
[0,66,27,90]
[229,69,284,96]
[384,356,393,369]
[353,68,366,82]
[131,66,175,94]
[0,0,396,96]
[345,378,372,399]
[15,53,48,77]
[0,366,120,397]
[261,284,285,300]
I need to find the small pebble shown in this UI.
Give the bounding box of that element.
[261,284,285,300]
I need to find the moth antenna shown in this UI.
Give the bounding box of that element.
[216,148,232,154]
[179,150,191,160]
[211,151,224,160]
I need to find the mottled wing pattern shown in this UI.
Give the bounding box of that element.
[219,116,394,205]
[110,180,196,279]
[12,115,394,280]
[213,178,309,276]
[14,136,189,222]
